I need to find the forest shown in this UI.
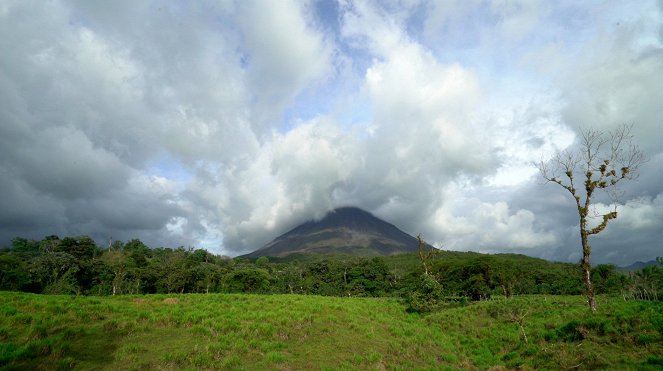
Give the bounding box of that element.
[2,235,663,369]
[1,235,661,307]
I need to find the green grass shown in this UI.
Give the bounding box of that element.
[0,292,661,370]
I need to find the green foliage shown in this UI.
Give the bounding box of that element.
[42,267,80,295]
[623,264,663,301]
[29,252,79,293]
[255,256,269,268]
[223,269,271,293]
[464,273,491,301]
[56,236,98,260]
[0,253,30,291]
[0,293,660,369]
[0,234,660,306]
[10,237,40,256]
[592,264,624,294]
[406,274,444,313]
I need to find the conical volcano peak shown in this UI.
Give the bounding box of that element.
[313,207,389,230]
[241,207,421,258]
[325,206,373,216]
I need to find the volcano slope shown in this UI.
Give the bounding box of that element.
[242,207,428,258]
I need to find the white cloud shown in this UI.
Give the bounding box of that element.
[561,33,663,153]
[236,0,332,131]
[207,117,359,252]
[490,0,549,42]
[592,195,663,233]
[332,1,498,224]
[428,182,557,252]
[0,0,661,264]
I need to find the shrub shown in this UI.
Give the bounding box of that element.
[406,274,443,313]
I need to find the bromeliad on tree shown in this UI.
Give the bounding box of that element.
[537,124,646,311]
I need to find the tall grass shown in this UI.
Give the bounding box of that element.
[0,292,661,369]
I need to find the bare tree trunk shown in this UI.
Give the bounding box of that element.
[537,125,646,312]
[417,234,437,276]
[580,224,597,312]
[519,323,528,344]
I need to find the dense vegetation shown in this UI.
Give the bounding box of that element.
[1,235,661,303]
[1,293,661,369]
[1,235,662,369]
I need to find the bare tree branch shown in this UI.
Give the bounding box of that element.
[536,124,647,312]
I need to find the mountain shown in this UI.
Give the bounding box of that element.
[618,259,662,272]
[241,207,424,258]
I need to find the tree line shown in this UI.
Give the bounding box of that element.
[1,235,660,306]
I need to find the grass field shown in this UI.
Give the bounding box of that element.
[1,292,661,370]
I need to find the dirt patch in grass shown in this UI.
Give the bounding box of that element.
[162,298,179,305]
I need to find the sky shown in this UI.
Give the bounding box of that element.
[1,0,662,265]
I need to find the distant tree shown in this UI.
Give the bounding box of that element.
[406,273,443,312]
[191,262,226,293]
[0,253,31,291]
[463,270,491,301]
[108,239,124,251]
[102,250,130,295]
[301,260,345,296]
[255,256,270,269]
[346,257,391,297]
[159,247,192,293]
[10,237,40,256]
[57,236,97,260]
[591,264,623,295]
[39,235,60,253]
[188,249,207,263]
[494,260,517,298]
[416,234,439,276]
[537,124,646,311]
[223,269,271,293]
[124,238,148,252]
[406,235,445,311]
[631,265,662,301]
[30,252,79,294]
[274,264,305,294]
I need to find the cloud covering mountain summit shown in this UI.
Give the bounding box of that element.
[1,0,662,265]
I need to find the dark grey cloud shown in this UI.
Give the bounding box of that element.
[0,0,661,265]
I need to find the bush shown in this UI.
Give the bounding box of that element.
[647,355,663,366]
[406,274,443,313]
[555,317,614,341]
[222,269,271,293]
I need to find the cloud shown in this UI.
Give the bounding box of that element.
[209,0,501,253]
[428,183,558,252]
[332,1,498,227]
[561,27,663,154]
[215,118,360,251]
[588,195,663,264]
[0,0,242,247]
[235,0,332,130]
[0,0,661,265]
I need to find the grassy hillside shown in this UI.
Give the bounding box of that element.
[1,292,661,370]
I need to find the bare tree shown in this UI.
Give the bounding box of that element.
[417,234,439,276]
[537,124,646,311]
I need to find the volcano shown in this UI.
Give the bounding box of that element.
[242,207,423,258]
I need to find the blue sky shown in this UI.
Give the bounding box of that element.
[1,0,662,264]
